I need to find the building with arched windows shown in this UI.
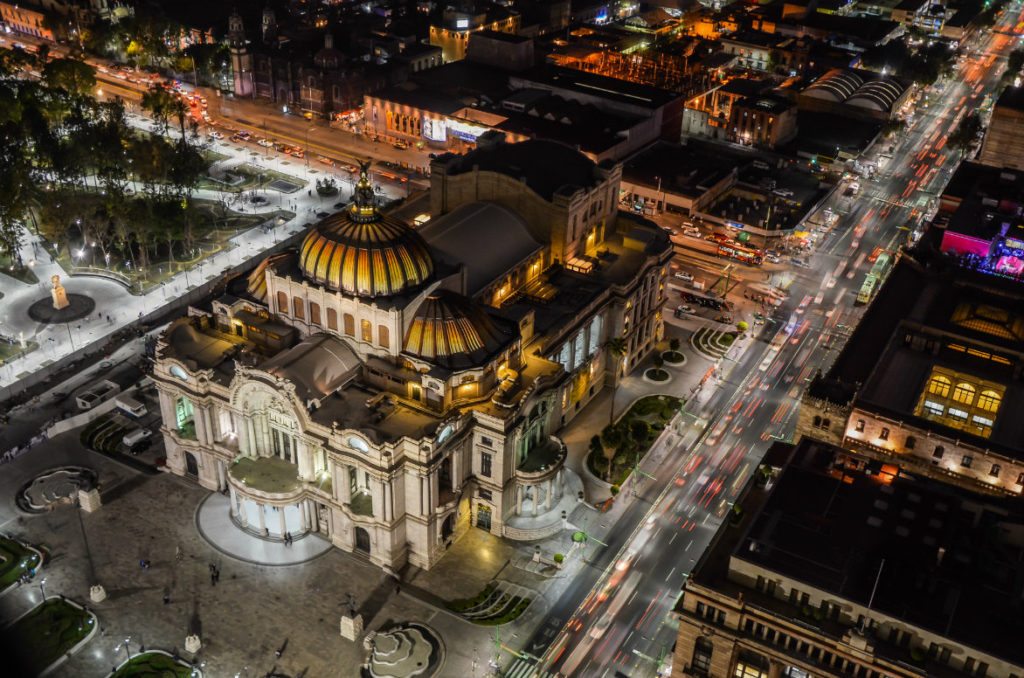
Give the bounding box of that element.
[151,139,672,571]
[796,244,1024,498]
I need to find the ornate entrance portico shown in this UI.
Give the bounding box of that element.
[227,456,323,540]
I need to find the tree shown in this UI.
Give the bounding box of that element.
[42,58,96,98]
[949,112,982,160]
[669,337,681,352]
[600,425,623,482]
[604,336,628,425]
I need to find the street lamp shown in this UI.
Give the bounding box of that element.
[38,577,47,600]
[121,636,132,662]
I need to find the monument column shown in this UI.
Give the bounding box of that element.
[257,504,267,535]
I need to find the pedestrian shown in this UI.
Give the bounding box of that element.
[163,592,170,605]
[210,572,216,587]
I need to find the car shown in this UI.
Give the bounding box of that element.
[257,138,273,148]
[208,131,222,140]
[334,201,349,209]
[677,304,696,314]
[317,155,334,166]
[122,428,153,447]
[250,195,268,205]
[773,188,794,198]
[289,149,305,159]
[316,211,330,218]
[674,271,694,282]
[715,314,733,323]
[340,164,358,174]
[868,246,884,263]
[682,226,701,238]
[129,439,153,455]
[790,257,809,267]
[393,141,408,150]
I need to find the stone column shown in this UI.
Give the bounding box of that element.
[532,485,539,516]
[311,501,320,532]
[297,441,311,480]
[203,406,216,444]
[371,478,384,521]
[259,416,271,457]
[338,464,352,503]
[278,506,286,537]
[217,461,226,492]
[300,500,310,531]
[516,485,523,515]
[245,416,258,456]
[429,472,439,515]
[382,480,391,522]
[229,485,238,517]
[158,389,176,428]
[257,503,267,535]
[545,478,553,510]
[237,495,248,527]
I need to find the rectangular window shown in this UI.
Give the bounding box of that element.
[947,407,968,421]
[1017,473,1024,486]
[933,446,945,459]
[481,437,493,447]
[692,637,713,674]
[879,427,889,440]
[923,400,944,416]
[905,436,916,450]
[855,419,865,432]
[962,455,973,468]
[989,464,1000,478]
[480,452,492,478]
[972,415,994,427]
[478,488,492,501]
[361,319,372,343]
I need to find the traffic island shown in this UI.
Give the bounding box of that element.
[586,396,682,486]
[108,650,200,677]
[0,535,43,593]
[5,597,97,676]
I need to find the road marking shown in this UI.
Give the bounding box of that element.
[665,566,677,581]
[669,532,677,545]
[625,630,634,646]
[685,540,693,552]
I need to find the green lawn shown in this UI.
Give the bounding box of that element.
[0,339,38,363]
[199,162,304,194]
[111,651,196,677]
[587,395,683,486]
[0,536,41,591]
[6,598,94,676]
[0,254,40,284]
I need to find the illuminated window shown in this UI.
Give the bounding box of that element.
[972,415,994,428]
[1017,473,1024,486]
[977,390,1001,412]
[692,637,713,674]
[277,291,288,314]
[947,407,968,422]
[951,382,975,405]
[327,308,338,331]
[855,419,865,432]
[292,297,305,320]
[990,464,1000,478]
[961,455,972,468]
[361,319,372,343]
[309,302,321,326]
[343,313,355,337]
[879,428,889,441]
[378,325,389,349]
[922,400,944,417]
[927,375,951,398]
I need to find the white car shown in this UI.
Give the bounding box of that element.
[257,138,274,148]
[208,131,223,140]
[677,304,696,314]
[674,271,694,282]
[682,227,701,238]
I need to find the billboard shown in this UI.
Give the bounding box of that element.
[422,118,447,143]
[447,119,488,142]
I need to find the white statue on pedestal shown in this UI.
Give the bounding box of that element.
[51,275,69,310]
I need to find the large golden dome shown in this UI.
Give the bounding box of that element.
[299,166,433,298]
[403,290,512,369]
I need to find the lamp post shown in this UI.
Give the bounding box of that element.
[38,577,47,601]
[121,636,132,663]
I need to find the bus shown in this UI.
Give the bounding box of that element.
[680,290,732,312]
[718,242,763,265]
[855,252,892,305]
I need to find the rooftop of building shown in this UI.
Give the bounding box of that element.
[787,110,882,158]
[808,251,1024,457]
[621,141,738,198]
[511,63,683,111]
[719,77,773,98]
[943,164,1024,245]
[474,28,533,44]
[440,137,608,201]
[496,94,644,157]
[734,94,795,115]
[687,438,1024,668]
[721,29,790,48]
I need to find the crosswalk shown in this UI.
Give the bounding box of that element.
[503,657,557,678]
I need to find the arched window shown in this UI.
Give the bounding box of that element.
[361,319,373,343]
[327,308,338,331]
[378,325,389,349]
[813,415,822,427]
[343,313,355,337]
[952,382,975,405]
[292,297,305,320]
[277,291,288,314]
[309,302,321,326]
[977,389,1001,412]
[928,375,951,398]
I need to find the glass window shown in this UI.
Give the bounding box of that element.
[343,313,355,337]
[952,382,976,405]
[947,407,968,421]
[990,464,1000,478]
[977,390,1001,412]
[292,297,304,320]
[327,308,338,331]
[933,446,944,459]
[923,400,944,416]
[378,325,389,349]
[309,302,321,326]
[361,319,372,343]
[972,415,994,427]
[480,452,492,477]
[855,419,865,432]
[692,637,713,675]
[879,428,889,440]
[927,375,951,398]
[905,436,916,450]
[277,291,288,314]
[961,455,973,468]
